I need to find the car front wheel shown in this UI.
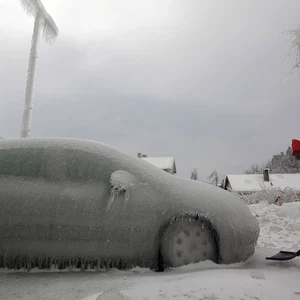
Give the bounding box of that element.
[160,218,218,268]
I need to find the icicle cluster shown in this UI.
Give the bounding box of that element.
[0,255,154,272]
[18,0,59,44]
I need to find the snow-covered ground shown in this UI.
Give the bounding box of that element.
[250,201,300,250]
[1,201,300,300]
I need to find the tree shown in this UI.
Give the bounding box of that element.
[245,146,300,174]
[269,146,300,173]
[207,169,219,186]
[19,0,59,138]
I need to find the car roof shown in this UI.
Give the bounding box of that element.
[0,137,113,154]
[0,137,170,182]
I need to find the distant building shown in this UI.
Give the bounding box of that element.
[137,153,177,175]
[223,169,300,196]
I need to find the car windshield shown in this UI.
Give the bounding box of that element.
[1,1,300,300]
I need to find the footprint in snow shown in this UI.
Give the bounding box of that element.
[250,271,265,280]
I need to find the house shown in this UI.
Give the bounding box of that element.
[223,169,300,196]
[137,153,177,175]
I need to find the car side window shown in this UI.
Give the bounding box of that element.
[0,148,45,178]
[64,150,109,183]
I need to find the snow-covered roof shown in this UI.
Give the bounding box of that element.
[141,157,176,173]
[226,173,300,193]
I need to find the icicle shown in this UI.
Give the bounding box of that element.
[124,189,130,207]
[106,259,111,270]
[75,258,79,268]
[26,259,32,272]
[106,190,117,211]
[95,258,101,271]
[121,260,126,269]
[90,259,96,269]
[140,259,145,268]
[15,257,19,270]
[87,259,92,269]
[46,257,50,269]
[115,258,120,269]
[67,257,71,269]
[80,258,87,271]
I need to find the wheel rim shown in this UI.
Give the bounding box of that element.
[161,219,217,267]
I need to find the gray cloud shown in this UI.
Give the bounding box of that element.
[1,0,300,179]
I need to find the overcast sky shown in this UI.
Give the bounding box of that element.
[0,0,300,180]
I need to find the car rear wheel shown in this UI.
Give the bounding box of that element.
[160,219,218,268]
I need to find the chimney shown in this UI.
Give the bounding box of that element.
[263,168,270,181]
[137,153,142,158]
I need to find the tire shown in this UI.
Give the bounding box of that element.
[160,219,218,268]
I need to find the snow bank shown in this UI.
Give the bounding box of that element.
[249,201,300,250]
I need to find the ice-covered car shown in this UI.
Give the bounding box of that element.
[0,138,259,271]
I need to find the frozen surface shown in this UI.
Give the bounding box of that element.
[0,138,259,270]
[1,201,300,300]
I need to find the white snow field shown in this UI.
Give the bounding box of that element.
[1,201,300,300]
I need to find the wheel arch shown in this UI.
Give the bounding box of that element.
[154,213,221,272]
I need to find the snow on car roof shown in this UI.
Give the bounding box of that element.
[226,173,300,193]
[141,157,176,172]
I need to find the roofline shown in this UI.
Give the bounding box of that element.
[141,156,177,174]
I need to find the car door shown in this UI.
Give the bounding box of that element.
[104,168,160,266]
[48,147,120,259]
[56,148,158,265]
[0,146,59,258]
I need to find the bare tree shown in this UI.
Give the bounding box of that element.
[246,146,300,174]
[19,0,59,138]
[207,169,219,186]
[190,168,198,180]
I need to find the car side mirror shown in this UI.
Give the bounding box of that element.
[106,170,139,211]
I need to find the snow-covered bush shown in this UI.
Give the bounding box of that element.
[239,187,297,205]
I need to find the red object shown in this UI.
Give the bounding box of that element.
[292,139,300,155]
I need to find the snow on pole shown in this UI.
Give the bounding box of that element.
[20,14,42,138]
[19,0,59,138]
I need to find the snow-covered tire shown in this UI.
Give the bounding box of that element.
[160,219,218,268]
